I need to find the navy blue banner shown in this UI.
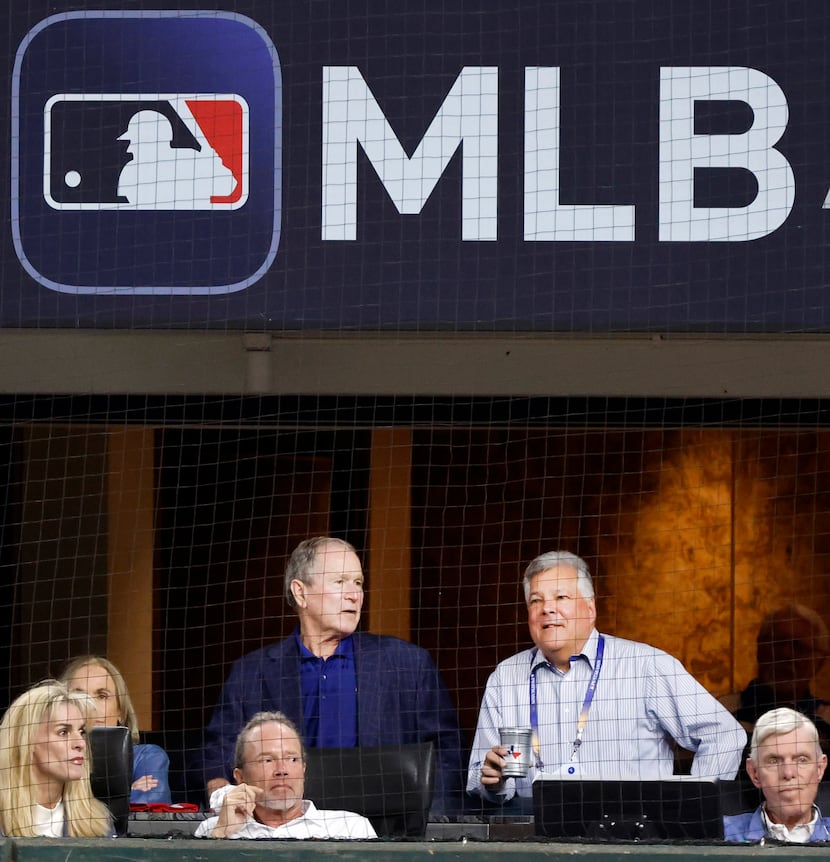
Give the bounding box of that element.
[3,1,830,331]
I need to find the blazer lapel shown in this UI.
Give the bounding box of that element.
[354,634,385,744]
[262,636,305,730]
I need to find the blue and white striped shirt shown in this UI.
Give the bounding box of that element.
[467,629,746,800]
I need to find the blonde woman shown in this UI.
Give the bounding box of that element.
[61,656,171,804]
[0,680,112,837]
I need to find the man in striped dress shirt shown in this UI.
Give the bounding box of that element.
[467,550,747,802]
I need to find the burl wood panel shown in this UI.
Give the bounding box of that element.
[412,428,830,742]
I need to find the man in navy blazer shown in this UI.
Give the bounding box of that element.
[198,536,465,812]
[724,708,830,843]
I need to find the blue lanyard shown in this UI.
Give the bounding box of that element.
[529,634,605,770]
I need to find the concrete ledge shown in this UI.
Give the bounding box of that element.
[3,330,830,397]
[4,837,822,861]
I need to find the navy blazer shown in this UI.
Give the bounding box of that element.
[199,631,466,809]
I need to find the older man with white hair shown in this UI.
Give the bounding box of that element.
[724,708,830,843]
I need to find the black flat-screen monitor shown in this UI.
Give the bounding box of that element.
[533,777,723,842]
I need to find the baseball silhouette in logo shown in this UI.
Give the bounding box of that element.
[42,94,249,210]
[117,104,239,208]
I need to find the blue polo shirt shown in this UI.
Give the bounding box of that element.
[296,630,358,747]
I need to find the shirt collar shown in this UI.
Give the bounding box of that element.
[530,628,599,673]
[762,803,820,843]
[294,628,354,660]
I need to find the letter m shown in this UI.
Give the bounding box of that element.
[322,66,498,240]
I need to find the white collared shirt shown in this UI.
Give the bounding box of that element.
[762,804,819,844]
[195,798,376,839]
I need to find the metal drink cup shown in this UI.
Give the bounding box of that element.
[499,727,533,778]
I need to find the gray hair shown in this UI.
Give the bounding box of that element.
[234,710,305,769]
[284,536,357,609]
[522,551,594,602]
[749,707,822,762]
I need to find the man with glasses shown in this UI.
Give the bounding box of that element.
[724,708,830,843]
[195,711,376,839]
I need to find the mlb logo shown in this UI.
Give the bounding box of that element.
[13,11,280,295]
[44,94,250,211]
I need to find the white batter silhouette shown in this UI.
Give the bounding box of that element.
[117,109,235,208]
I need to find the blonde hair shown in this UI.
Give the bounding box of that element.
[0,680,112,837]
[60,655,140,743]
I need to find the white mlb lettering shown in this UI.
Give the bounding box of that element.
[321,65,796,243]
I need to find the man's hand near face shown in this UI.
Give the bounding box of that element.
[210,783,263,838]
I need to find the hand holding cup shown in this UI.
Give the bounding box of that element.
[499,727,533,778]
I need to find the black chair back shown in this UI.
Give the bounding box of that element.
[89,726,133,836]
[304,742,435,838]
[719,779,762,816]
